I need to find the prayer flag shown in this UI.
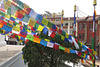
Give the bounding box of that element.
[35,14,43,23]
[33,37,41,43]
[40,40,47,46]
[43,27,48,34]
[47,42,54,48]
[37,25,44,31]
[59,45,65,50]
[41,18,48,25]
[26,34,34,41]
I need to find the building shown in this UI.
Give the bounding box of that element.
[42,11,74,36]
[77,15,100,58]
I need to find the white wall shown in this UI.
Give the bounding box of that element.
[0,51,28,67]
[0,34,6,47]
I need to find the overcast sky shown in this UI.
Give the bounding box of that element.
[21,0,100,17]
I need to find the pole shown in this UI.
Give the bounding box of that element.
[74,5,76,38]
[93,5,96,67]
[93,0,97,66]
[61,10,64,30]
[53,13,55,24]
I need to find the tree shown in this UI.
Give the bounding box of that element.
[22,32,81,67]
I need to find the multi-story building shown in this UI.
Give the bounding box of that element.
[42,11,74,36]
[77,15,100,58]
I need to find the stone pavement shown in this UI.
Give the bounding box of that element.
[0,45,24,64]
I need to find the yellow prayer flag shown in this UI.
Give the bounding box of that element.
[45,39,50,42]
[11,15,17,19]
[37,25,44,31]
[27,29,31,33]
[61,35,65,41]
[66,33,69,38]
[12,24,20,32]
[5,14,10,19]
[18,36,21,39]
[83,54,86,58]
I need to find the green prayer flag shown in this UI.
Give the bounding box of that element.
[26,34,34,41]
[35,23,39,29]
[78,41,81,46]
[47,22,53,28]
[62,30,66,36]
[59,45,65,50]
[0,11,5,16]
[55,33,61,39]
[7,8,11,16]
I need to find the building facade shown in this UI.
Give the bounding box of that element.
[77,15,100,58]
[43,11,74,36]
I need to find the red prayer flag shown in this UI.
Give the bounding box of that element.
[53,44,59,50]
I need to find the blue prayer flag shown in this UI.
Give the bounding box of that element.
[40,40,47,46]
[35,14,43,23]
[43,27,48,34]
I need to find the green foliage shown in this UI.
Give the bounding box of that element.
[22,32,81,67]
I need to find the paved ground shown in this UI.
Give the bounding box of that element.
[82,59,100,67]
[0,45,24,64]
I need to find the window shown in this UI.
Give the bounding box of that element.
[70,30,73,34]
[79,34,82,41]
[65,23,68,26]
[57,25,60,28]
[55,19,61,21]
[89,23,93,31]
[66,30,68,33]
[70,22,74,26]
[83,23,86,30]
[79,23,82,30]
[83,33,85,41]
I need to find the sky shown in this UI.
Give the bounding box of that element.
[21,0,100,17]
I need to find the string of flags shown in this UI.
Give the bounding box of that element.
[0,0,98,64]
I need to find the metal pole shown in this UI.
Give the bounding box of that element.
[61,10,64,30]
[93,0,97,66]
[74,5,76,38]
[93,5,96,67]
